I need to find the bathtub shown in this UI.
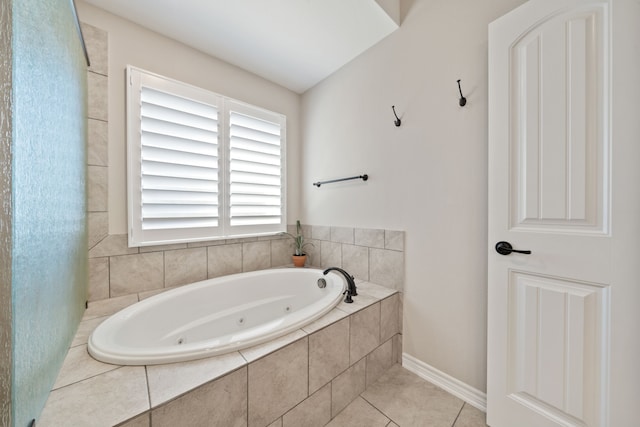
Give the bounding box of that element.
[88,268,345,365]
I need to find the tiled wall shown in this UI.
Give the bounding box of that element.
[83,22,109,256]
[82,23,405,302]
[87,225,404,301]
[303,224,405,290]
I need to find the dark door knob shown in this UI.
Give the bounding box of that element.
[495,241,532,255]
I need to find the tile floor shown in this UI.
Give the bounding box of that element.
[327,364,488,427]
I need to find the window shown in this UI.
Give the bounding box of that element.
[126,66,286,246]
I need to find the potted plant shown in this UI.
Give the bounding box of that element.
[282,220,314,267]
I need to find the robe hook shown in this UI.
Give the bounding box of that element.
[457,79,467,107]
[391,105,401,127]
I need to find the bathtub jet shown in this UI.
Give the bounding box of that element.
[88,268,346,365]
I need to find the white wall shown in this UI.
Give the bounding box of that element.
[301,0,525,391]
[76,1,302,235]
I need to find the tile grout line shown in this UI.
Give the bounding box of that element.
[245,365,249,427]
[51,363,122,394]
[143,365,152,419]
[450,402,466,427]
[360,390,395,425]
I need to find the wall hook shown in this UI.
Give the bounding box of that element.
[457,79,467,107]
[391,105,402,127]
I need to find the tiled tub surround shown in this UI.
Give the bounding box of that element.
[88,225,404,302]
[39,280,402,426]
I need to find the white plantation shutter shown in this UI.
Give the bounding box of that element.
[140,87,219,229]
[227,102,285,234]
[127,67,286,246]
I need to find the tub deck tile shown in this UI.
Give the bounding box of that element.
[84,294,139,320]
[240,329,308,363]
[301,307,350,334]
[147,351,247,407]
[356,281,398,300]
[72,315,108,347]
[39,366,148,427]
[53,344,120,390]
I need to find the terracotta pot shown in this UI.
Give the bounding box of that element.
[292,254,307,267]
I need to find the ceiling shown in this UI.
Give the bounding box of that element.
[83,0,400,93]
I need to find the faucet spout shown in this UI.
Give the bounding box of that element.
[323,267,357,303]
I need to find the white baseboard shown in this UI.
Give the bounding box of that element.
[402,353,487,412]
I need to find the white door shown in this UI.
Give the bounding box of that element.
[487,1,640,426]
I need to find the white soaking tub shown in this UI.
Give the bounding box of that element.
[88,268,345,365]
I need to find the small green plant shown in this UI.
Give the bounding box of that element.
[282,220,314,256]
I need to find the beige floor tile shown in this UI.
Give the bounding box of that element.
[147,351,247,407]
[453,403,487,427]
[326,397,390,427]
[361,365,464,427]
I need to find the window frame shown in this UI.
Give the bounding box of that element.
[126,66,286,247]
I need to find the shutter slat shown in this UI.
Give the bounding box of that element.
[142,160,218,181]
[142,131,217,156]
[142,146,217,169]
[231,183,281,196]
[141,101,218,132]
[142,116,217,145]
[142,189,218,205]
[230,136,280,155]
[142,86,217,119]
[142,175,217,193]
[230,111,281,135]
[230,160,280,177]
[142,218,219,230]
[230,195,281,206]
[231,171,280,187]
[230,151,281,167]
[229,216,282,226]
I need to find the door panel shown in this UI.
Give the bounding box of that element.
[507,271,609,426]
[509,5,608,234]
